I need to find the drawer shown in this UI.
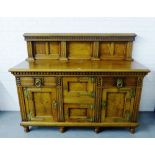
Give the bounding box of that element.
[102,77,137,88]
[63,77,95,104]
[20,77,56,87]
[64,103,94,122]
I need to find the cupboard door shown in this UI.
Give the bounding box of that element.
[101,88,135,122]
[24,87,57,122]
[64,103,94,122]
[63,77,95,104]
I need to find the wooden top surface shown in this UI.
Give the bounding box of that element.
[23,33,136,41]
[24,33,136,37]
[9,60,150,73]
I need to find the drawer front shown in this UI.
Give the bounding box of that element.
[63,77,95,104]
[20,77,56,87]
[102,77,137,88]
[64,103,95,122]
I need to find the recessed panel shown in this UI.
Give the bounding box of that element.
[99,42,127,60]
[33,42,46,54]
[68,82,88,92]
[49,42,60,55]
[33,92,53,116]
[68,42,92,59]
[100,42,112,57]
[114,42,127,56]
[106,92,125,117]
[69,108,87,118]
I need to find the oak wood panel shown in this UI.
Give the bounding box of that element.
[20,77,56,87]
[64,103,94,122]
[101,87,135,122]
[67,42,93,59]
[21,121,138,127]
[9,60,149,73]
[24,87,57,122]
[9,33,150,133]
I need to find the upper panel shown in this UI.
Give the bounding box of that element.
[23,33,136,61]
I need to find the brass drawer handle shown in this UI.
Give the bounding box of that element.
[34,78,42,87]
[116,78,123,88]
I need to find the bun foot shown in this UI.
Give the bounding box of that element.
[24,126,30,133]
[59,127,65,133]
[95,127,100,133]
[129,127,135,134]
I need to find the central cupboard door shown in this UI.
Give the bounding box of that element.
[24,87,57,122]
[63,77,95,122]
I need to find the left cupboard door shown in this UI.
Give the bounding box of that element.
[24,87,58,122]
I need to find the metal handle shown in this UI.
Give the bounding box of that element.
[35,78,42,87]
[116,78,123,88]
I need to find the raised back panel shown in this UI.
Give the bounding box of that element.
[32,41,60,59]
[24,33,136,61]
[67,42,93,59]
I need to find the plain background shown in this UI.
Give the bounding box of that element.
[0,0,155,154]
[0,17,154,111]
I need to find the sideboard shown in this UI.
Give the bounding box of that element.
[9,33,150,133]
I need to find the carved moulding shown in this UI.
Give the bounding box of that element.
[11,71,147,77]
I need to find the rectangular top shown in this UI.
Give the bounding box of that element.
[24,33,136,41]
[9,60,149,73]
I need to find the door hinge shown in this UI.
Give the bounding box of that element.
[130,88,136,98]
[87,117,94,122]
[127,88,136,101]
[90,77,95,83]
[90,104,95,110]
[102,100,107,108]
[90,91,95,98]
[125,110,131,121]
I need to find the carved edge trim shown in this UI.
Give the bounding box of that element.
[24,36,136,41]
[11,71,148,76]
[56,77,64,122]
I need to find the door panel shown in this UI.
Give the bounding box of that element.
[101,87,135,122]
[63,77,95,104]
[64,103,94,122]
[24,87,57,122]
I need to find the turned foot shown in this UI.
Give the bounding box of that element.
[24,126,30,133]
[59,127,65,133]
[129,127,135,134]
[95,127,100,133]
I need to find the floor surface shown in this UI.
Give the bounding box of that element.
[0,111,155,138]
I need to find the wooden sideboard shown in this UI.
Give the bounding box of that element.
[9,33,150,133]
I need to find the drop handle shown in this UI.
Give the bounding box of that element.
[35,78,42,87]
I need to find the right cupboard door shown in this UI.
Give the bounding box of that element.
[101,87,135,122]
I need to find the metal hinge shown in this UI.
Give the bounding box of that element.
[102,100,107,108]
[125,110,131,121]
[130,88,136,98]
[90,91,95,98]
[87,117,94,122]
[126,88,136,102]
[90,104,95,110]
[90,77,95,83]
